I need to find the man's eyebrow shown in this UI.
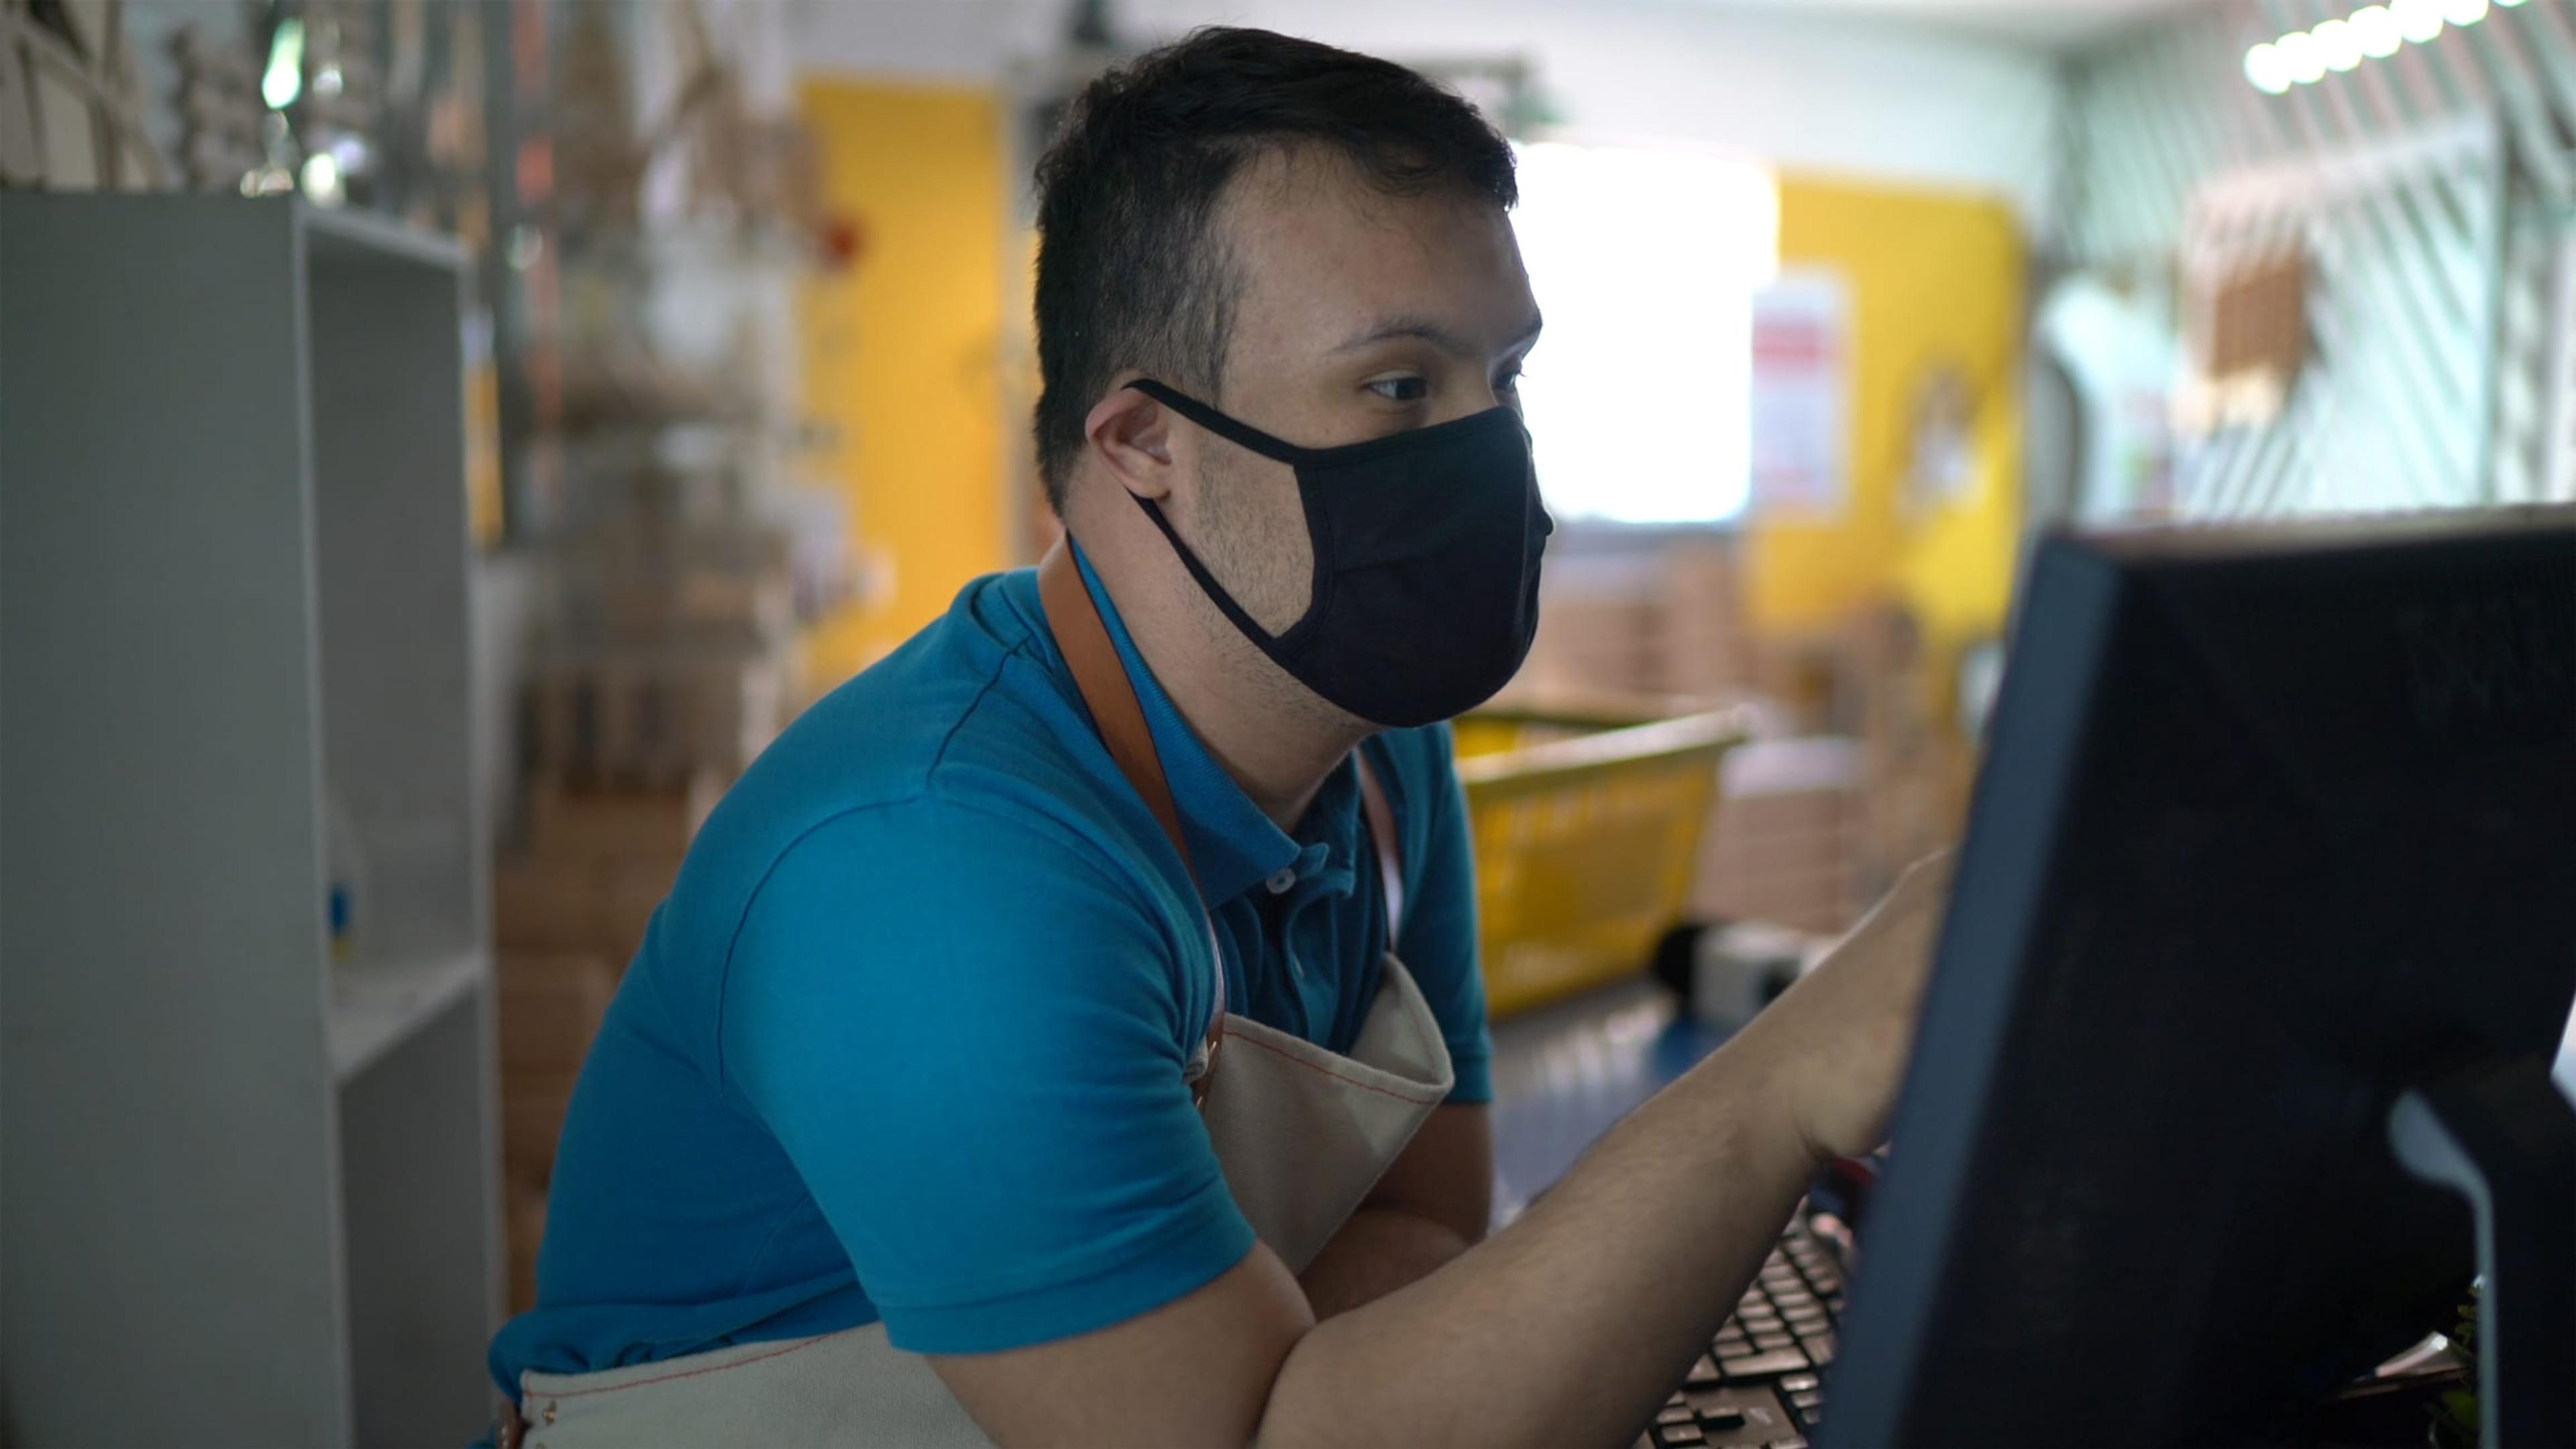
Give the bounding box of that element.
[1333,313,1546,357]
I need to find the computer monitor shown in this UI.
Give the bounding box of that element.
[1825,508,2576,1448]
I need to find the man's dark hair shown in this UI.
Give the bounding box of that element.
[1030,28,1517,506]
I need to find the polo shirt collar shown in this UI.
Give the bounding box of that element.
[1069,542,1308,907]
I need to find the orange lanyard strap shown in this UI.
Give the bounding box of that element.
[1035,543,1409,1092]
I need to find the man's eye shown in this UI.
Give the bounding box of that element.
[1366,376,1430,402]
[1496,369,1524,396]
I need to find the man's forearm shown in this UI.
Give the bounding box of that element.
[1297,1206,1474,1320]
[1254,1044,1815,1448]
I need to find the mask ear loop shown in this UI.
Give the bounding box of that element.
[1124,378,1327,468]
[1116,379,1338,663]
[1126,488,1306,651]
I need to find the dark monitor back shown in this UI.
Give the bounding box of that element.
[1826,509,2576,1447]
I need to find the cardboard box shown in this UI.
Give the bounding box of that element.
[492,851,597,954]
[524,653,787,785]
[595,861,676,966]
[498,953,616,1076]
[492,852,678,967]
[1697,737,1865,933]
[525,775,722,861]
[493,855,602,955]
[1660,534,1756,700]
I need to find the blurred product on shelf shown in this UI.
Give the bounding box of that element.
[493,796,688,1313]
[4,0,161,190]
[552,1,824,248]
[520,651,788,786]
[2176,244,2307,435]
[1511,534,1756,702]
[493,777,717,963]
[491,779,718,1300]
[556,351,763,433]
[479,3,864,1278]
[494,851,672,963]
[1697,736,1866,938]
[541,472,803,633]
[497,952,613,1191]
[1660,535,1759,700]
[525,773,728,861]
[165,21,262,191]
[552,1,644,236]
[1845,604,1972,902]
[498,951,617,1078]
[290,0,381,205]
[323,786,370,967]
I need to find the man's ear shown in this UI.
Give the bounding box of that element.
[1085,381,1181,501]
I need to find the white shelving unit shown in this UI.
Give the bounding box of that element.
[1,195,499,1447]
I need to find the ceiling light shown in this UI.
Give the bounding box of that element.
[260,19,305,110]
[2393,0,2447,42]
[2313,19,2363,70]
[2244,0,2489,93]
[2277,30,2328,83]
[2350,5,2403,56]
[2244,42,2293,94]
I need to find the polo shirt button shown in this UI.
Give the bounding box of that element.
[1266,868,1296,895]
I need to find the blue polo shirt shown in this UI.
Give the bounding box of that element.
[488,545,1491,1390]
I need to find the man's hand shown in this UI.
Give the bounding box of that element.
[934,860,1957,1448]
[1733,849,1957,1163]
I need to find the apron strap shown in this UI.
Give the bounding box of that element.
[1038,543,1194,879]
[1039,542,1228,1104]
[1352,753,1405,946]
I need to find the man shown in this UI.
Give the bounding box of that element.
[489,28,1945,1447]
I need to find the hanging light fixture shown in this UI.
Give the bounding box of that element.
[2244,0,2512,91]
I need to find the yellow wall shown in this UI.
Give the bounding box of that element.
[798,80,1011,688]
[1751,176,2024,655]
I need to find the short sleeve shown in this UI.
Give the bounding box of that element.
[720,796,1257,1354]
[1384,724,1495,1104]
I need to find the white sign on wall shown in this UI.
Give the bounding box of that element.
[1749,270,1851,519]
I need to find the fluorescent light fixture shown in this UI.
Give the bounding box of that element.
[2244,42,2293,94]
[2277,30,2328,83]
[260,19,305,110]
[2350,5,2403,56]
[2246,0,2513,93]
[2393,0,2446,42]
[2313,19,2363,70]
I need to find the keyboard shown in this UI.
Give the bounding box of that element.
[1643,1212,1845,1448]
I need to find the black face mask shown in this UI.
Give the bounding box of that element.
[1125,378,1552,729]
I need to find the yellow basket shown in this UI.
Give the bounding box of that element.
[1457,704,1750,1016]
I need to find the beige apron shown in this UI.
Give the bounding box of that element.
[503,545,1454,1448]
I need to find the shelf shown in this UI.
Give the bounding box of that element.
[329,949,489,1082]
[303,203,470,272]
[3,193,496,1446]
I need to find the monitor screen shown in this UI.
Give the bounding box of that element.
[1827,508,2576,1447]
